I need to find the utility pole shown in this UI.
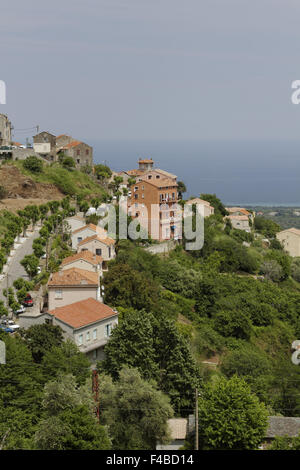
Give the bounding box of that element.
[195,388,199,450]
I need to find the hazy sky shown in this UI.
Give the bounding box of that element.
[1,0,300,142]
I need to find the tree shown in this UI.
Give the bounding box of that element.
[20,254,40,278]
[23,156,43,173]
[94,164,112,181]
[103,263,159,311]
[177,181,186,199]
[254,216,281,238]
[100,310,200,411]
[41,340,90,385]
[100,310,158,381]
[291,258,300,282]
[197,376,268,450]
[19,323,64,363]
[260,260,283,282]
[199,193,228,216]
[213,309,252,340]
[99,368,173,450]
[34,375,111,450]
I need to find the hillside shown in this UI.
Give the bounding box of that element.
[0,161,107,212]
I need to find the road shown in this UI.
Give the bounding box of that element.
[0,229,40,304]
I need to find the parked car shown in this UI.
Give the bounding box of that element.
[13,305,26,315]
[0,325,14,333]
[41,253,47,259]
[23,294,33,307]
[37,267,42,274]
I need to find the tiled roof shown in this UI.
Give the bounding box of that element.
[167,419,188,440]
[64,140,82,149]
[56,134,69,139]
[152,169,177,179]
[226,207,251,216]
[72,223,106,235]
[78,235,116,246]
[139,158,154,164]
[134,178,177,189]
[186,198,212,206]
[266,416,300,438]
[126,169,144,176]
[49,298,117,329]
[61,250,103,267]
[48,267,99,287]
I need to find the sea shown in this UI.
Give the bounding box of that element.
[90,139,300,207]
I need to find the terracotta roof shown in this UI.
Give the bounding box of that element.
[78,235,116,247]
[126,169,144,176]
[61,250,103,267]
[167,419,188,440]
[48,267,99,287]
[64,140,82,149]
[139,158,154,164]
[186,198,212,207]
[226,207,251,216]
[49,298,117,329]
[72,224,106,235]
[133,178,177,189]
[56,134,70,139]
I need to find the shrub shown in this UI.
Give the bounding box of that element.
[23,156,43,174]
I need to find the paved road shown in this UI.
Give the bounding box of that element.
[0,229,40,303]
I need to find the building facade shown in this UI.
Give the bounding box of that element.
[33,131,57,161]
[0,114,12,147]
[276,228,300,257]
[47,267,101,310]
[49,298,118,362]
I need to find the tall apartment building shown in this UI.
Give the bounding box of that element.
[128,159,181,241]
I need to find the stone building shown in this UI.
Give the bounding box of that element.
[0,114,12,146]
[33,131,57,162]
[56,134,93,168]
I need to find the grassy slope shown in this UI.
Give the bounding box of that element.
[10,160,106,198]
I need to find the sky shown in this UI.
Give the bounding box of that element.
[1,0,300,143]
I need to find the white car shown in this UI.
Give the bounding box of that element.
[14,305,26,314]
[37,267,42,274]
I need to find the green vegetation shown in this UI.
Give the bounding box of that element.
[11,159,108,198]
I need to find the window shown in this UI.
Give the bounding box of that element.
[148,175,152,180]
[77,237,82,243]
[134,194,138,199]
[142,185,144,190]
[77,159,80,164]
[108,247,111,258]
[78,334,83,345]
[93,349,97,360]
[86,331,90,341]
[105,324,112,337]
[96,248,102,256]
[93,329,97,340]
[55,289,62,299]
[86,149,89,155]
[142,193,144,198]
